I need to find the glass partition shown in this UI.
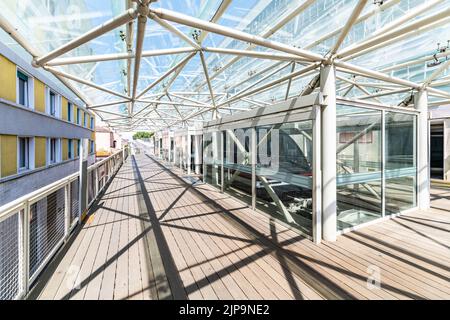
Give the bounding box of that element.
[385,112,417,214]
[204,132,222,188]
[202,100,417,239]
[336,105,382,230]
[255,121,313,236]
[336,104,417,231]
[174,135,182,168]
[224,128,253,205]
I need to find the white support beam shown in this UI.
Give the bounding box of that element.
[44,66,131,100]
[217,63,320,107]
[415,89,430,210]
[168,93,208,106]
[203,47,309,62]
[149,12,201,49]
[335,61,422,89]
[35,8,138,66]
[199,51,217,111]
[355,87,411,99]
[136,52,196,99]
[150,8,324,62]
[422,59,450,88]
[134,99,205,108]
[337,7,450,59]
[132,13,147,110]
[330,0,367,55]
[193,0,316,90]
[88,99,132,109]
[45,47,197,66]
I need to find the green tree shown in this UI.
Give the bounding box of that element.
[132,131,154,140]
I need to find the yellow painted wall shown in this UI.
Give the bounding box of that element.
[34,79,46,113]
[74,106,78,124]
[0,55,16,102]
[62,138,68,161]
[0,135,17,178]
[35,137,46,168]
[62,97,68,120]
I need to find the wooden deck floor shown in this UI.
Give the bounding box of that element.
[33,152,450,300]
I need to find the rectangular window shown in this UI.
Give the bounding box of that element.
[90,116,94,129]
[83,112,87,127]
[67,102,72,122]
[68,139,73,159]
[77,109,81,125]
[49,91,56,116]
[49,138,58,164]
[18,137,30,170]
[17,70,29,107]
[90,140,94,154]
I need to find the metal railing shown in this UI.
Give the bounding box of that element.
[0,147,129,300]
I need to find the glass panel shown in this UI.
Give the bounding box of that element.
[68,140,72,159]
[385,112,417,214]
[255,121,313,236]
[19,138,26,168]
[18,78,27,106]
[203,131,222,188]
[224,128,253,205]
[50,92,56,116]
[336,105,382,230]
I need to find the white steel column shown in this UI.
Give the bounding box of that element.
[415,89,430,210]
[320,64,337,242]
[187,134,192,175]
[194,135,202,174]
[312,105,322,244]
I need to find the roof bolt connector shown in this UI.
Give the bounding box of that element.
[31,58,41,68]
[138,3,150,17]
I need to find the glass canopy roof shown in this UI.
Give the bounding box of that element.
[0,0,449,132]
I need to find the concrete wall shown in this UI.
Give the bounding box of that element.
[0,100,92,139]
[0,158,78,206]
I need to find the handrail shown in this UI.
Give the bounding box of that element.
[0,149,124,220]
[0,146,129,300]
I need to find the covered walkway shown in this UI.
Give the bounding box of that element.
[31,152,450,300]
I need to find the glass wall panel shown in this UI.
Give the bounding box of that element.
[224,128,253,205]
[385,112,416,214]
[336,105,382,230]
[174,135,182,167]
[255,121,313,236]
[204,132,222,188]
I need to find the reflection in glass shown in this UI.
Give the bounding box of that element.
[224,128,253,205]
[385,112,416,214]
[204,132,222,188]
[255,121,313,236]
[336,105,382,230]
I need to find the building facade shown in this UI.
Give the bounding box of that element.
[95,126,124,158]
[0,44,96,206]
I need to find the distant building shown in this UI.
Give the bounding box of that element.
[95,126,124,158]
[0,42,96,206]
